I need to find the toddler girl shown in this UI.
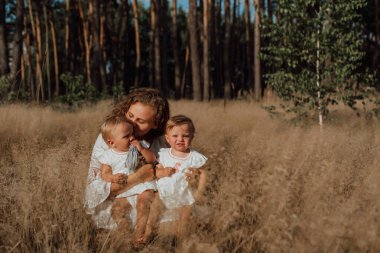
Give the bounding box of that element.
[91,115,156,243]
[143,115,208,242]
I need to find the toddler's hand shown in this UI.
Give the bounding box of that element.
[112,173,128,185]
[156,165,177,179]
[130,137,143,151]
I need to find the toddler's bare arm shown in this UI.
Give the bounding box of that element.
[131,138,157,163]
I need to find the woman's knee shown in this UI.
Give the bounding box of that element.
[112,198,131,213]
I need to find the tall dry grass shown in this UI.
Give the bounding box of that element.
[0,100,379,253]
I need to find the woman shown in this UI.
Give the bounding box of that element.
[84,88,176,234]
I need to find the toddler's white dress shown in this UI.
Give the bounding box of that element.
[84,134,165,229]
[156,148,207,222]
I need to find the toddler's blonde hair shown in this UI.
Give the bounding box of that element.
[166,115,195,137]
[100,115,132,142]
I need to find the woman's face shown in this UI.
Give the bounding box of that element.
[126,102,157,138]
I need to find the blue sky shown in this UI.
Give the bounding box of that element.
[140,0,257,17]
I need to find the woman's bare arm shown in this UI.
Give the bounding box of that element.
[194,168,208,202]
[185,165,208,203]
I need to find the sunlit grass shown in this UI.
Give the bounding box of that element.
[0,100,379,252]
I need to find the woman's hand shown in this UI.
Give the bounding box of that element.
[193,191,206,203]
[184,167,200,188]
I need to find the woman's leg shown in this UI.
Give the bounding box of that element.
[112,198,132,232]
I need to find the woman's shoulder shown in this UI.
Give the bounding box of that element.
[91,134,109,160]
[153,135,169,146]
[93,134,109,151]
[148,135,169,155]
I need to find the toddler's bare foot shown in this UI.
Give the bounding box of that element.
[132,236,146,251]
[141,225,155,245]
[132,225,147,249]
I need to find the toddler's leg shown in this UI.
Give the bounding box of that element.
[133,190,155,246]
[142,193,166,243]
[177,205,192,239]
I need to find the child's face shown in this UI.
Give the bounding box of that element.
[109,122,134,152]
[165,124,193,153]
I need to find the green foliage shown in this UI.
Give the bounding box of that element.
[58,73,98,107]
[0,74,33,102]
[262,0,373,120]
[0,74,12,102]
[112,82,125,103]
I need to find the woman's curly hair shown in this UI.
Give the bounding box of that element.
[111,88,170,137]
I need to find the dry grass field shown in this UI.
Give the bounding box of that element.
[0,100,379,253]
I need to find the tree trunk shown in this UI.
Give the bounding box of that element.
[24,13,35,100]
[11,0,24,93]
[254,0,262,100]
[215,0,223,98]
[43,3,51,100]
[49,6,59,96]
[172,0,181,99]
[245,0,251,93]
[78,1,93,85]
[0,0,10,75]
[149,2,155,87]
[276,0,281,22]
[122,1,130,91]
[151,0,162,91]
[110,1,123,86]
[188,0,202,101]
[132,0,141,88]
[92,0,107,93]
[268,0,272,22]
[202,0,210,101]
[231,0,237,97]
[210,0,216,98]
[181,45,190,97]
[375,0,380,88]
[27,0,44,102]
[160,0,169,96]
[65,0,71,74]
[36,15,44,101]
[223,0,232,100]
